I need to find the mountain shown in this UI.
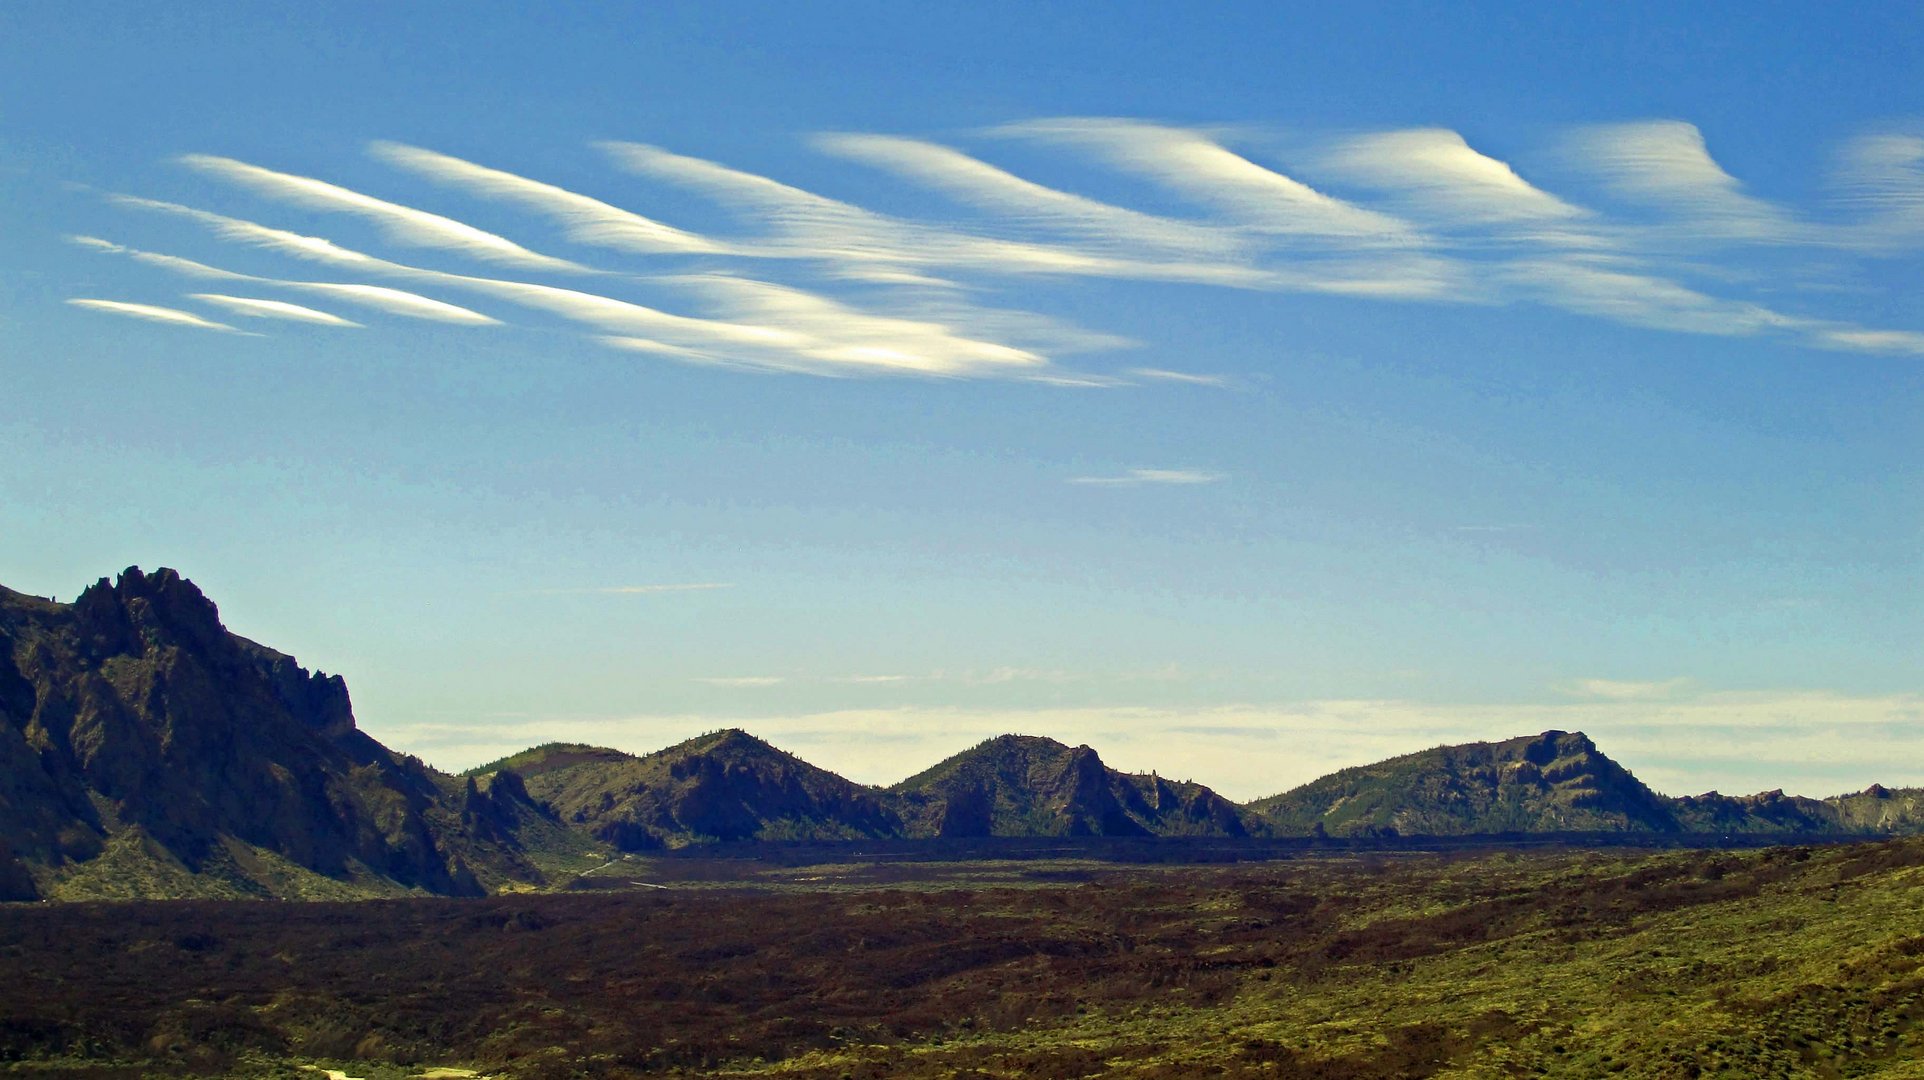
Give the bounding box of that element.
[494,729,903,849]
[1248,730,1924,839]
[890,734,1250,838]
[0,568,598,901]
[1247,730,1680,836]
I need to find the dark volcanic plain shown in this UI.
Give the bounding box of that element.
[10,838,1924,1078]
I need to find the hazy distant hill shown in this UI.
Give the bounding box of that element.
[890,734,1250,838]
[493,729,903,849]
[1247,730,1683,836]
[1248,729,1924,839]
[0,568,597,901]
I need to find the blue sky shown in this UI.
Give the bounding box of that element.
[2,2,1919,799]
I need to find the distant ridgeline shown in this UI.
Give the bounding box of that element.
[4,569,1921,901]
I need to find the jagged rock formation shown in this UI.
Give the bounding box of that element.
[495,730,903,849]
[1248,730,1681,837]
[0,568,591,900]
[890,734,1251,838]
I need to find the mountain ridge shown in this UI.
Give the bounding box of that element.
[6,568,1923,901]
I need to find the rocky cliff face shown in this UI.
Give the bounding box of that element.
[890,734,1252,839]
[0,568,575,900]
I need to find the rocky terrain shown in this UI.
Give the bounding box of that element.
[481,730,904,848]
[890,733,1250,838]
[5,567,1922,901]
[0,568,598,901]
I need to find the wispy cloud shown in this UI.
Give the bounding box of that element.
[1559,677,1691,701]
[369,141,732,256]
[600,139,1277,288]
[693,675,786,687]
[115,195,1073,377]
[179,153,587,273]
[816,131,1249,261]
[72,234,502,325]
[999,118,1414,243]
[190,293,360,327]
[1127,367,1233,387]
[1567,120,1804,243]
[1835,131,1924,249]
[65,298,242,332]
[1815,327,1924,354]
[1323,128,1589,228]
[1068,467,1225,485]
[76,119,1924,372]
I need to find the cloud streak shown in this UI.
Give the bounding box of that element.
[1068,467,1225,485]
[190,293,360,326]
[72,234,502,325]
[369,141,732,257]
[180,153,588,273]
[65,298,242,332]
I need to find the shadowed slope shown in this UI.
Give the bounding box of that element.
[891,734,1250,838]
[0,569,590,899]
[1248,730,1680,837]
[506,729,902,849]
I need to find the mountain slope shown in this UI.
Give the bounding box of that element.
[1248,730,1681,837]
[890,734,1250,838]
[501,729,903,848]
[0,568,593,900]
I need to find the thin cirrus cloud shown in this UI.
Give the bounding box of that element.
[1069,468,1225,486]
[114,193,1065,377]
[1319,128,1592,234]
[1125,367,1234,388]
[1835,131,1924,248]
[190,293,361,327]
[599,139,1277,288]
[815,131,1252,262]
[178,154,589,274]
[368,141,734,257]
[996,118,1416,243]
[1564,120,1805,243]
[71,235,503,326]
[71,120,1924,369]
[65,297,242,333]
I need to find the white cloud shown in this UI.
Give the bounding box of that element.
[1127,367,1233,387]
[179,153,587,273]
[999,118,1416,243]
[1834,131,1924,247]
[1068,467,1225,485]
[663,272,1047,376]
[600,138,1278,288]
[1321,128,1589,229]
[1497,256,1810,336]
[73,234,501,326]
[190,293,361,327]
[816,131,1250,261]
[369,141,732,256]
[1559,677,1691,701]
[1814,327,1924,355]
[1567,120,1804,242]
[65,297,242,332]
[118,193,1074,378]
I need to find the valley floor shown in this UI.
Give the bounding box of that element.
[6,839,1924,1078]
